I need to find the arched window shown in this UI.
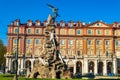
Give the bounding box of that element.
[27,29,31,34]
[35,29,39,34]
[88,40,92,45]
[13,38,17,44]
[105,40,109,46]
[14,28,18,33]
[35,39,40,45]
[96,40,101,45]
[27,39,31,44]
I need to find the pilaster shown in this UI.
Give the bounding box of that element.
[103,60,107,75]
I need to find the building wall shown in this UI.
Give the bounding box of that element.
[5,20,120,75]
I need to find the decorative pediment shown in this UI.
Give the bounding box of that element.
[88,21,111,28]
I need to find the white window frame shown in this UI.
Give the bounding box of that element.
[96,40,100,45]
[97,30,101,35]
[35,39,40,45]
[105,40,109,46]
[27,29,31,34]
[15,28,18,33]
[69,40,73,45]
[27,39,31,44]
[35,29,39,34]
[87,29,92,35]
[88,40,92,45]
[77,30,81,34]
[14,38,17,44]
[115,40,120,46]
[61,40,65,45]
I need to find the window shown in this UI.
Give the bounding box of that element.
[27,29,31,34]
[105,30,109,35]
[77,51,81,56]
[78,23,80,27]
[16,22,19,26]
[69,40,73,45]
[77,41,81,45]
[96,40,100,45]
[61,40,64,45]
[97,30,101,34]
[14,39,17,44]
[88,40,92,45]
[35,39,40,45]
[77,30,81,34]
[105,40,109,46]
[70,23,73,27]
[87,30,92,35]
[27,39,31,44]
[96,23,100,26]
[15,28,18,33]
[115,40,120,46]
[35,29,39,34]
[61,23,65,27]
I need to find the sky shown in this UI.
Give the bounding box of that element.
[0,0,120,45]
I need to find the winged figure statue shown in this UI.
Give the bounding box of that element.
[47,4,60,18]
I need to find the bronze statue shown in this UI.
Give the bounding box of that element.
[47,4,60,18]
[47,4,60,24]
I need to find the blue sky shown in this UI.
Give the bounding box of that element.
[0,0,120,45]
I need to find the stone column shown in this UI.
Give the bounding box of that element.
[94,60,98,75]
[82,60,84,75]
[5,57,9,72]
[83,59,88,74]
[103,60,107,75]
[17,59,20,75]
[113,59,117,75]
[73,60,76,75]
[31,59,34,70]
[21,58,24,72]
[9,58,12,71]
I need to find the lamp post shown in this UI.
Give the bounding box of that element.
[14,24,19,80]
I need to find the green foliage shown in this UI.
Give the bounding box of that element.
[0,39,7,65]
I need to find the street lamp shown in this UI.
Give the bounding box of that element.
[14,24,19,80]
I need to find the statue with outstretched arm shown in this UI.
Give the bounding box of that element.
[47,4,60,18]
[47,4,60,24]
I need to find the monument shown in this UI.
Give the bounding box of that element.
[27,4,71,79]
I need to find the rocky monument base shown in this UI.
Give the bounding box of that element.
[26,14,71,79]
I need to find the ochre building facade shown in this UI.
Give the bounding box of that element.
[5,19,120,75]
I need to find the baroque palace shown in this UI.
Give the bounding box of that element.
[5,19,120,75]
